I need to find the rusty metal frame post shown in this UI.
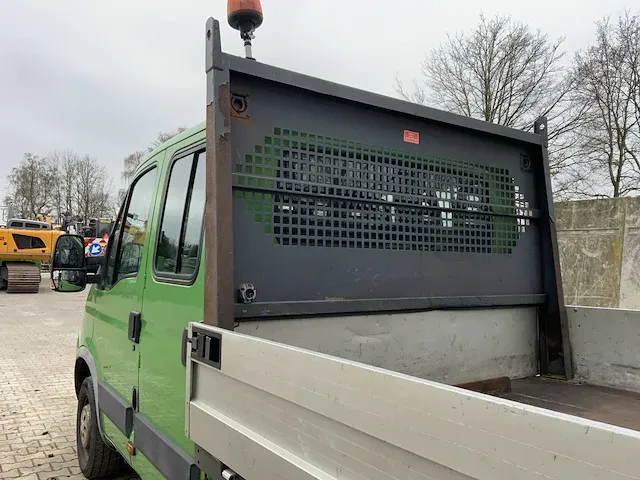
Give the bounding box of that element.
[535,116,573,379]
[204,18,234,330]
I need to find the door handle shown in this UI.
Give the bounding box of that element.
[181,328,189,366]
[128,311,141,344]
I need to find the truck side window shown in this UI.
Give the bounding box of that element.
[104,167,157,286]
[155,149,205,278]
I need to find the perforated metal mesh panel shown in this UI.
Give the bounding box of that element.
[223,65,550,315]
[206,26,567,375]
[235,128,533,254]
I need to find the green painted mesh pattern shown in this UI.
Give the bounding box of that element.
[234,128,532,254]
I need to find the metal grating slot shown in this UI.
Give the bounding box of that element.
[234,128,534,254]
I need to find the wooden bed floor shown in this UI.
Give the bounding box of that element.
[503,377,640,431]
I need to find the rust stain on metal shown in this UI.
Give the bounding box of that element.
[217,130,231,143]
[231,111,251,121]
[216,130,232,153]
[204,80,234,331]
[215,131,234,332]
[456,376,512,396]
[203,17,234,331]
[204,106,217,327]
[218,83,231,130]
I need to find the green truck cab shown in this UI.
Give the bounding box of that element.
[56,125,208,479]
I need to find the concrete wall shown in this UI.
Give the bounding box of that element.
[556,197,640,309]
[567,306,640,393]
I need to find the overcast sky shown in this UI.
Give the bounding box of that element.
[0,0,634,201]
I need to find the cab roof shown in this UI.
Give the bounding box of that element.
[136,121,205,174]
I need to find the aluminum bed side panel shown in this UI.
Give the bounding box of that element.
[186,324,640,480]
[189,381,471,480]
[236,307,538,385]
[568,306,640,393]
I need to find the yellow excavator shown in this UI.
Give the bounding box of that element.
[0,218,64,293]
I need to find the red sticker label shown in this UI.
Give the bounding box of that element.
[404,130,420,144]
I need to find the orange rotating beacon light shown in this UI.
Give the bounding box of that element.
[227,0,264,60]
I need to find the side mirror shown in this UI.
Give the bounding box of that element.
[51,234,87,292]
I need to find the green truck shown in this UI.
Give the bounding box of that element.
[49,6,640,480]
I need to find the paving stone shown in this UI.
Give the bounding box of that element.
[0,280,139,480]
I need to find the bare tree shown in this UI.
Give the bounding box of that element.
[619,11,640,172]
[49,160,63,223]
[7,149,117,225]
[149,127,187,151]
[2,195,16,222]
[396,14,571,129]
[568,12,640,198]
[121,126,187,188]
[48,149,81,221]
[75,155,114,223]
[121,150,146,187]
[395,13,582,195]
[7,153,57,218]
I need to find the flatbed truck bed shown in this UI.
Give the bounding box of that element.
[177,15,640,480]
[185,309,640,480]
[507,377,640,432]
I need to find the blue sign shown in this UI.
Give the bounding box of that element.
[88,243,103,256]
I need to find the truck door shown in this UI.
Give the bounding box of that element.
[128,145,206,477]
[87,164,158,455]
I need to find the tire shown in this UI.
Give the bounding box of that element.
[76,377,127,478]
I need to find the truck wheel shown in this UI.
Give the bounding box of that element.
[76,377,127,478]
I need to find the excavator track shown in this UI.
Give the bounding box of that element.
[4,262,41,293]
